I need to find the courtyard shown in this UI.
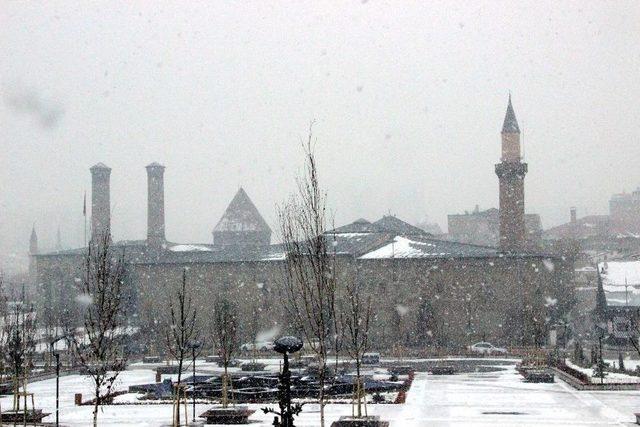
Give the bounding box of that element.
[1,358,638,426]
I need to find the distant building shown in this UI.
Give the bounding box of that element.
[545,189,640,242]
[596,260,640,345]
[543,199,640,261]
[414,218,443,236]
[610,189,640,234]
[31,97,573,351]
[447,206,542,248]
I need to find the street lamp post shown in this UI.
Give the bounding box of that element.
[262,336,304,427]
[189,341,202,423]
[50,335,69,427]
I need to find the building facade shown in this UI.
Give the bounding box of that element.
[31,98,574,353]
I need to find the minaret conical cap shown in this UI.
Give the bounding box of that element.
[502,94,520,133]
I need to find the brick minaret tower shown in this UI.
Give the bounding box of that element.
[495,95,527,252]
[146,162,166,248]
[90,163,111,242]
[29,225,38,283]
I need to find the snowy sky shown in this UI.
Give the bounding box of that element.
[1,1,639,258]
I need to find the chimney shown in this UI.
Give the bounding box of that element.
[570,207,577,224]
[90,163,111,241]
[146,162,166,247]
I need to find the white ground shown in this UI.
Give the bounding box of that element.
[1,359,639,426]
[566,359,640,384]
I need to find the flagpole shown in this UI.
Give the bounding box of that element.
[83,191,87,247]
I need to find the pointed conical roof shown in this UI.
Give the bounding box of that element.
[502,94,520,133]
[213,188,271,233]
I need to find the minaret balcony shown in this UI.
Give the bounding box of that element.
[495,162,528,178]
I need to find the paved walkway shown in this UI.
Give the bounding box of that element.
[393,368,638,426]
[1,364,638,426]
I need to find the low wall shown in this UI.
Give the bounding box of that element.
[552,367,640,391]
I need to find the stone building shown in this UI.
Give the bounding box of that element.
[447,206,542,248]
[595,261,640,346]
[31,98,575,352]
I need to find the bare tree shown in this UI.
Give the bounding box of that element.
[212,296,239,408]
[0,272,6,377]
[75,232,127,427]
[278,129,338,427]
[165,268,199,427]
[339,264,372,418]
[2,287,37,413]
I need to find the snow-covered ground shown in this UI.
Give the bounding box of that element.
[1,360,639,426]
[566,359,640,384]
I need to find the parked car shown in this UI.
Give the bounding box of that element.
[240,341,274,352]
[468,342,507,355]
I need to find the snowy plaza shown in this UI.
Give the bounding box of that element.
[1,358,639,426]
[4,2,640,427]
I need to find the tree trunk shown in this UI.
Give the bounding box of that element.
[319,354,326,427]
[175,358,183,426]
[222,365,229,408]
[356,360,362,417]
[93,384,100,427]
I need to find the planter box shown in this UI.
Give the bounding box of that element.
[199,406,255,424]
[241,362,266,372]
[430,366,455,375]
[156,365,181,375]
[388,365,413,375]
[525,371,554,383]
[331,415,389,427]
[1,409,50,423]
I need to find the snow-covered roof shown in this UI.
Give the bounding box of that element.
[329,215,431,237]
[169,244,212,252]
[598,261,640,307]
[359,235,498,259]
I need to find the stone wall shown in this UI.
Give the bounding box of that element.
[34,250,574,354]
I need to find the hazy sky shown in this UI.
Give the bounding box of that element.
[1,1,639,262]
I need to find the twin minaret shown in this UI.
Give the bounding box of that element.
[495,95,528,252]
[145,162,166,247]
[89,161,166,248]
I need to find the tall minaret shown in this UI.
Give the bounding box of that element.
[495,95,527,252]
[29,225,38,282]
[146,162,166,248]
[90,163,111,242]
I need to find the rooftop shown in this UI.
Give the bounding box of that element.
[598,261,640,307]
[213,187,271,234]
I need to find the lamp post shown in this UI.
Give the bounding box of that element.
[49,335,69,427]
[262,336,303,427]
[189,340,202,423]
